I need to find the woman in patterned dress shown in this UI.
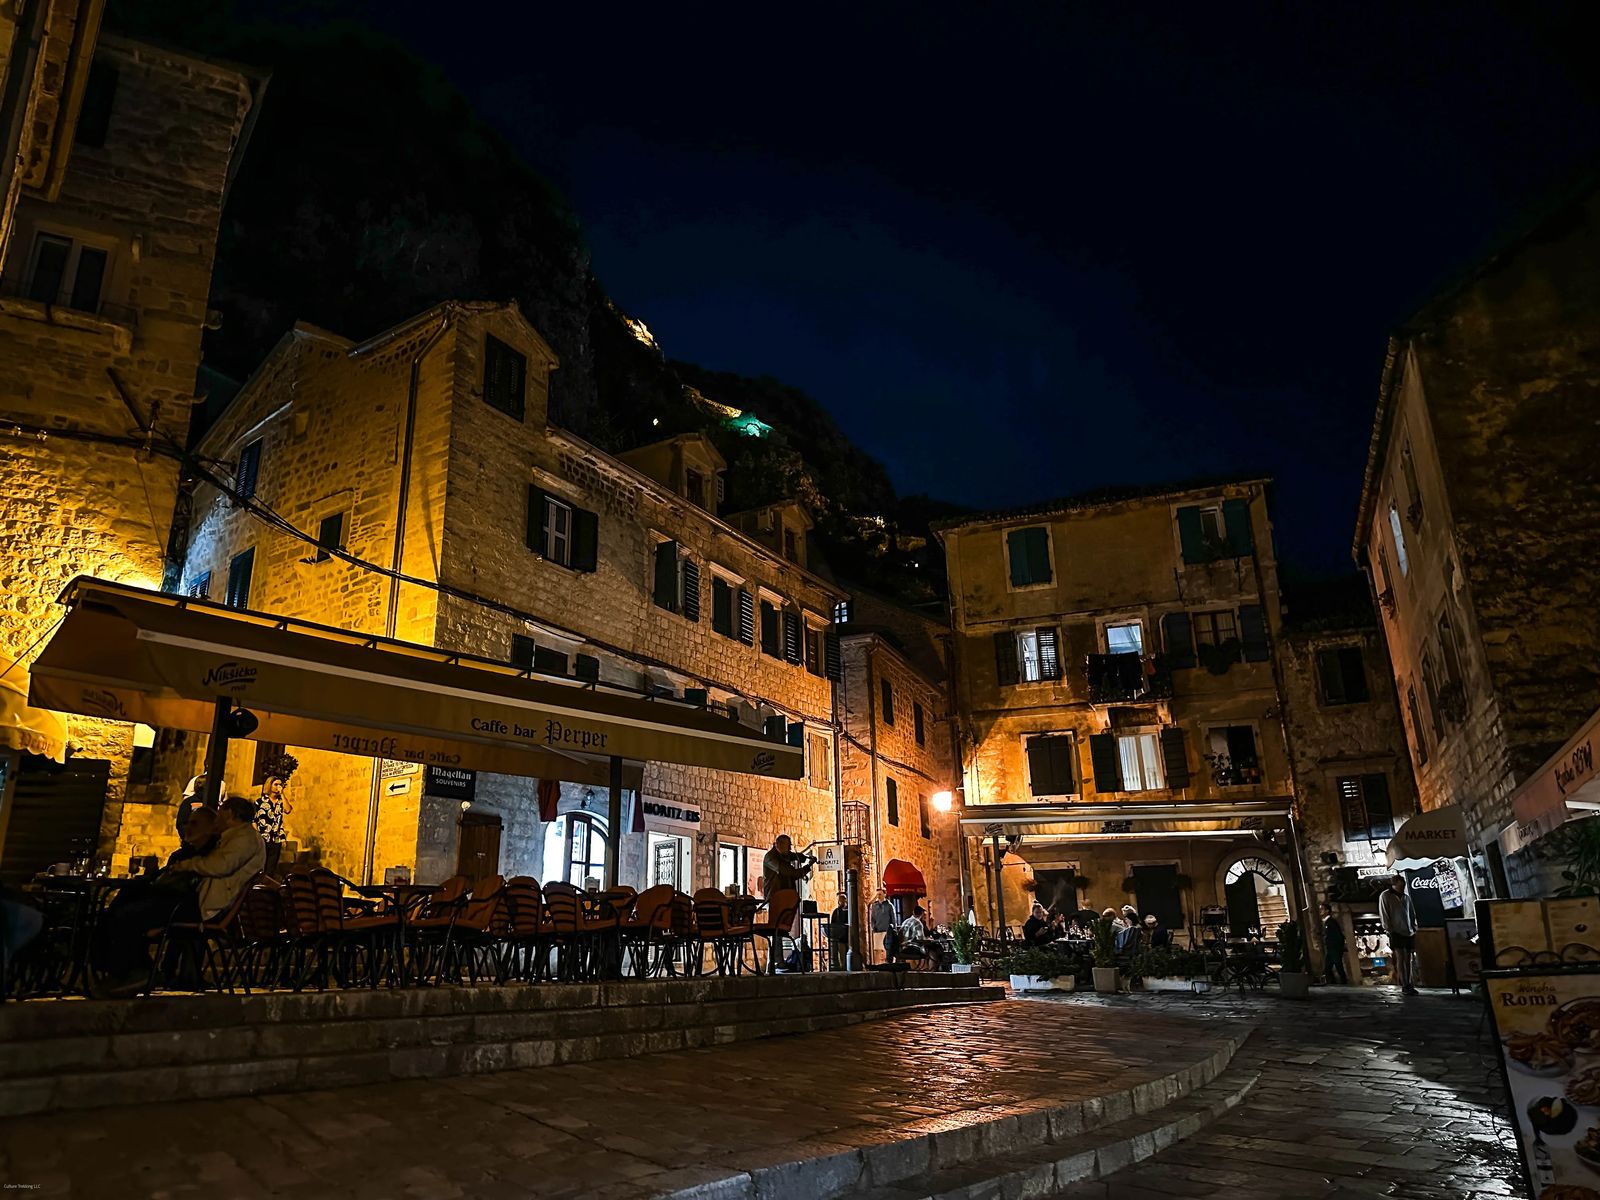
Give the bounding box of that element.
[254,752,298,876]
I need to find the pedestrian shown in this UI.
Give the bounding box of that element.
[869,888,896,963]
[1322,902,1349,985]
[827,895,850,970]
[1379,873,1419,995]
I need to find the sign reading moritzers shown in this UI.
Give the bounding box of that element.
[424,765,477,802]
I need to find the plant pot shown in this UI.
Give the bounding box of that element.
[1009,973,1054,992]
[951,963,976,974]
[1092,966,1120,993]
[1051,975,1078,992]
[1279,970,1312,1000]
[1189,979,1212,995]
[1142,976,1193,992]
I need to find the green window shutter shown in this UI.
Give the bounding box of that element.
[571,507,599,572]
[760,601,780,657]
[1007,529,1032,587]
[1160,727,1190,789]
[1223,499,1253,556]
[1239,605,1270,662]
[653,541,679,611]
[712,578,733,635]
[880,678,895,725]
[681,560,701,622]
[1089,733,1122,792]
[1026,528,1052,584]
[1176,507,1207,564]
[994,631,1018,686]
[1037,626,1061,680]
[1316,648,1346,704]
[1028,735,1075,796]
[1161,611,1195,670]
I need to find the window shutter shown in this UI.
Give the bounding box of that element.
[1362,774,1395,839]
[738,589,756,646]
[1025,528,1052,584]
[237,440,262,501]
[1037,626,1061,681]
[1338,777,1368,841]
[1222,498,1253,556]
[1160,726,1190,789]
[75,60,119,148]
[1160,611,1195,669]
[913,702,925,745]
[782,611,802,663]
[681,559,701,622]
[880,678,895,725]
[1089,733,1123,793]
[510,634,536,670]
[570,507,599,572]
[1006,529,1033,587]
[760,601,780,657]
[994,631,1019,686]
[824,625,842,680]
[1028,736,1072,796]
[1176,506,1207,564]
[653,541,679,611]
[1315,648,1346,704]
[533,646,568,676]
[526,486,547,554]
[226,548,254,610]
[574,654,600,681]
[1239,605,1270,662]
[805,628,822,676]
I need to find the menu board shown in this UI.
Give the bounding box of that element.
[1488,969,1600,1197]
[1490,901,1556,968]
[1549,899,1600,964]
[1445,918,1482,984]
[1483,899,1600,969]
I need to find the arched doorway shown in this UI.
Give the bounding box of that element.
[1220,854,1291,935]
[541,812,608,886]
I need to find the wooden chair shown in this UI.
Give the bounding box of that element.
[500,876,547,982]
[747,889,801,974]
[434,876,507,985]
[617,884,674,976]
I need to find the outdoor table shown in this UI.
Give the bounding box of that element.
[353,883,440,985]
[17,875,133,996]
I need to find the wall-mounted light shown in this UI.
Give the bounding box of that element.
[931,790,955,813]
[459,799,471,815]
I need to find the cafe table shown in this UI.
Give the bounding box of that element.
[18,874,134,996]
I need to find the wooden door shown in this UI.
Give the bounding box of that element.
[455,812,502,891]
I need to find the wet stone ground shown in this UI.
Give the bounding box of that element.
[1040,985,1524,1200]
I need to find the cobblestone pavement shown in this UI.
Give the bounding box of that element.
[0,998,1241,1200]
[1036,985,1524,1200]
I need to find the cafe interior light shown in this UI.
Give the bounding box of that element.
[931,790,955,813]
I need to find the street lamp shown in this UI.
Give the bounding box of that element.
[931,790,955,813]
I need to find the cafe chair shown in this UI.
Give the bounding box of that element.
[616,884,674,976]
[145,872,267,994]
[500,876,548,982]
[746,889,800,974]
[433,876,507,985]
[404,874,471,986]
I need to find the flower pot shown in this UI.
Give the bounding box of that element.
[1142,976,1193,992]
[951,963,976,974]
[1092,966,1119,993]
[1051,975,1078,992]
[1279,970,1312,1000]
[1010,973,1054,992]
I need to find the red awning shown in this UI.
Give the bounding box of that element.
[882,858,927,898]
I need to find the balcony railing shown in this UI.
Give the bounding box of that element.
[1085,653,1173,704]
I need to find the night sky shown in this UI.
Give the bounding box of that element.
[281,3,1597,572]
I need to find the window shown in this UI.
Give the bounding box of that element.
[759,600,780,657]
[783,528,799,562]
[1116,732,1166,792]
[1315,646,1369,705]
[685,469,706,508]
[1011,627,1062,683]
[1199,506,1225,543]
[544,496,572,565]
[1388,502,1409,577]
[919,793,931,839]
[1337,775,1395,845]
[1205,726,1261,786]
[1376,546,1395,597]
[235,439,263,501]
[533,646,568,675]
[833,599,852,624]
[807,732,831,789]
[314,511,347,562]
[483,335,526,420]
[653,540,680,612]
[886,777,899,826]
[1437,612,1465,693]
[75,59,118,147]
[1400,439,1423,526]
[1177,500,1253,563]
[1105,620,1143,657]
[510,634,536,670]
[225,548,254,610]
[1406,684,1429,766]
[26,234,70,304]
[186,572,211,600]
[1025,733,1077,797]
[648,832,691,891]
[1006,526,1053,588]
[526,488,598,572]
[25,232,109,313]
[880,677,895,725]
[542,813,607,887]
[1420,652,1444,742]
[804,626,822,676]
[718,843,750,894]
[913,702,925,746]
[1192,610,1237,647]
[712,577,735,637]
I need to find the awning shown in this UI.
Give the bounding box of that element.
[28,578,802,786]
[958,798,1292,841]
[1386,804,1468,869]
[0,656,67,762]
[1510,705,1600,848]
[883,858,926,898]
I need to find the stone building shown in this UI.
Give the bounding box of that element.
[935,479,1310,939]
[137,300,847,905]
[0,14,256,877]
[835,587,962,932]
[1354,182,1600,896]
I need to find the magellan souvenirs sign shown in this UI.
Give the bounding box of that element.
[28,579,803,787]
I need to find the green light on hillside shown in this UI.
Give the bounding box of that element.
[727,413,771,439]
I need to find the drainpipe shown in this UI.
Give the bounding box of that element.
[863,640,882,929]
[360,311,452,884]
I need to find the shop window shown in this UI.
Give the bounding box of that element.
[718,843,749,894]
[1006,526,1053,587]
[483,334,526,420]
[1025,733,1076,797]
[1316,646,1369,705]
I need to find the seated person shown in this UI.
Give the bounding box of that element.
[1022,902,1052,946]
[896,903,949,968]
[1114,918,1143,955]
[1144,914,1171,948]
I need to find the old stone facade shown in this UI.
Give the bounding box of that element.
[142,301,847,906]
[0,26,254,872]
[936,480,1309,940]
[1354,183,1600,896]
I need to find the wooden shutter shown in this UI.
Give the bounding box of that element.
[1337,776,1368,841]
[1025,528,1052,584]
[236,440,262,500]
[738,589,756,646]
[880,678,895,725]
[1316,648,1346,704]
[571,507,599,572]
[711,577,733,634]
[1239,605,1270,661]
[1160,726,1190,789]
[1006,529,1033,587]
[1222,498,1253,556]
[994,631,1019,686]
[1176,506,1206,564]
[805,628,822,676]
[226,548,254,610]
[653,541,679,611]
[526,486,547,554]
[1037,626,1061,680]
[824,626,842,680]
[510,634,536,670]
[1161,611,1195,669]
[483,335,526,420]
[1028,735,1073,796]
[574,654,600,681]
[681,559,701,622]
[782,611,802,663]
[1089,734,1122,793]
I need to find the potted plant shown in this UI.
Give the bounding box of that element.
[1001,947,1065,992]
[1277,919,1311,999]
[951,916,978,973]
[1136,947,1211,992]
[1091,915,1119,993]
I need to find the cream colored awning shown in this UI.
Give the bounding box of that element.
[29,578,802,787]
[0,656,68,762]
[958,798,1292,842]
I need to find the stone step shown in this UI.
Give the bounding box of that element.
[659,1028,1254,1200]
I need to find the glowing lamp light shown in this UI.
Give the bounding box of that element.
[931,790,955,813]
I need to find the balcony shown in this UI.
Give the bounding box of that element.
[1085,653,1173,705]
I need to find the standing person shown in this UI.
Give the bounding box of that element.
[1379,874,1419,995]
[1023,902,1052,946]
[826,895,850,970]
[175,774,212,842]
[1322,902,1350,985]
[254,752,298,876]
[869,888,897,963]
